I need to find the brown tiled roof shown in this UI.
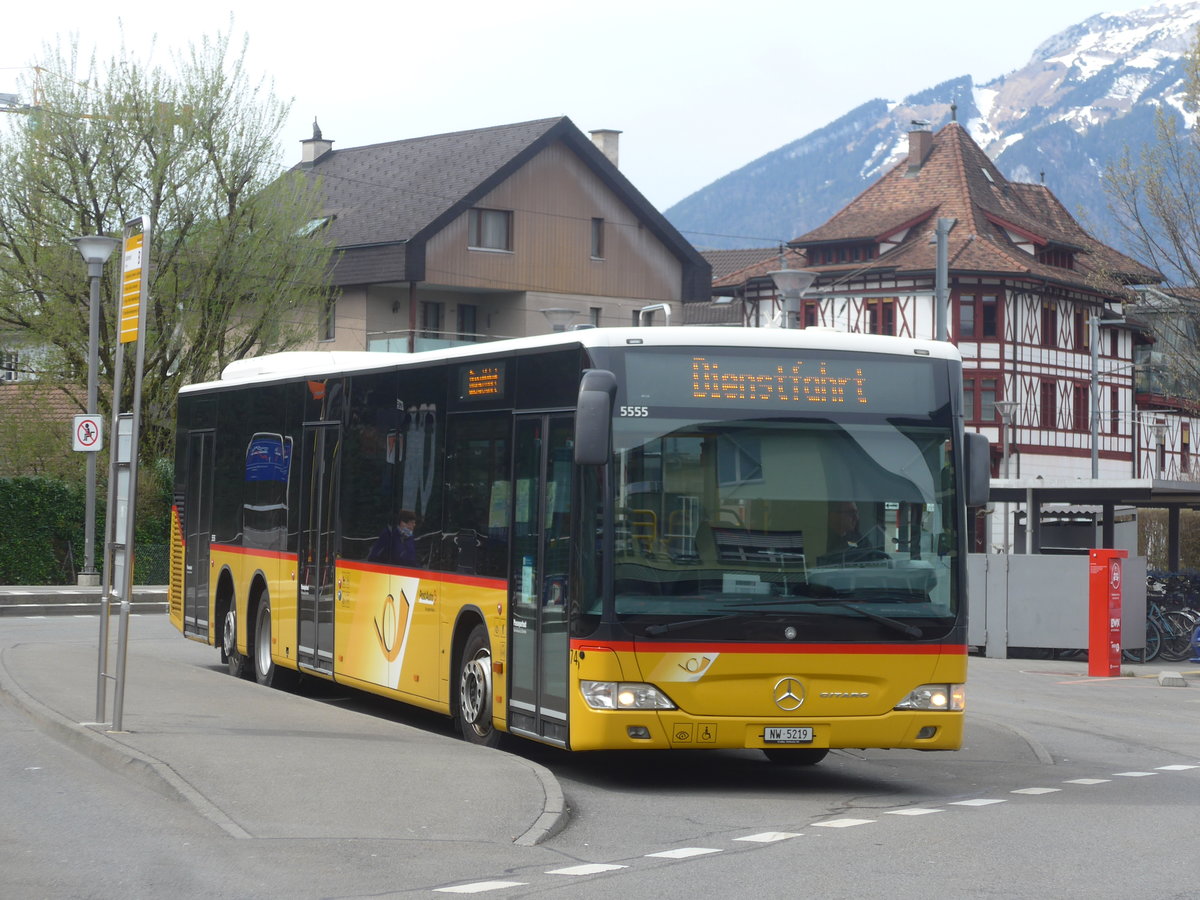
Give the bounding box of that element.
[712,248,807,290]
[703,248,781,283]
[0,382,81,424]
[791,123,1161,290]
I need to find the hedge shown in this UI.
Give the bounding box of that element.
[0,477,89,584]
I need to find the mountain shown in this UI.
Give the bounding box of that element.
[665,0,1200,256]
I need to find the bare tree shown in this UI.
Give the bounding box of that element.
[0,31,336,461]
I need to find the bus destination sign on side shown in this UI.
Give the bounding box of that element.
[459,362,506,400]
[691,356,866,405]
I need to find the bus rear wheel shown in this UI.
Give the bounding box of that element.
[762,748,829,766]
[222,606,247,678]
[253,596,294,689]
[457,623,500,747]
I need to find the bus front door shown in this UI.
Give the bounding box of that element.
[182,430,215,638]
[297,422,340,674]
[508,415,574,747]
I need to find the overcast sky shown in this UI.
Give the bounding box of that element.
[0,0,1154,211]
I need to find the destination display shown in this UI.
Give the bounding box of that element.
[622,349,946,416]
[458,362,506,401]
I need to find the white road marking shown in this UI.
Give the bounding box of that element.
[1011,787,1061,795]
[435,882,526,894]
[812,818,875,828]
[735,832,802,842]
[646,847,722,859]
[949,798,1006,806]
[546,864,627,876]
[1064,778,1110,784]
[886,808,944,816]
[1112,771,1156,777]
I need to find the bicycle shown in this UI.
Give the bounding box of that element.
[1122,601,1198,663]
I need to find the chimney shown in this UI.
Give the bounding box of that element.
[589,129,622,167]
[906,120,932,175]
[301,117,333,165]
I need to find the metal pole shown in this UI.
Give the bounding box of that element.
[1090,315,1100,478]
[934,217,955,341]
[1001,418,1010,553]
[82,263,102,583]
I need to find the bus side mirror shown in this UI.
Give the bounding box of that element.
[964,431,991,508]
[575,369,617,466]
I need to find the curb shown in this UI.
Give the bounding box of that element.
[0,641,252,839]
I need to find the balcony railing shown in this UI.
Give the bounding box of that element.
[365,330,512,353]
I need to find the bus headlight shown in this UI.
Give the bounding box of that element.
[581,680,677,710]
[894,684,965,711]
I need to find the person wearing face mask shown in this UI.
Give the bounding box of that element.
[369,510,419,565]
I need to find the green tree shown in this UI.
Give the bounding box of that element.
[0,31,336,461]
[1103,31,1200,398]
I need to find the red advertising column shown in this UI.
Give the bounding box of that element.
[1088,549,1127,677]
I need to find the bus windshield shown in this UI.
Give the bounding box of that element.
[610,415,958,642]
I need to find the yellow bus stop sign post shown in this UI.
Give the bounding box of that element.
[97,216,151,731]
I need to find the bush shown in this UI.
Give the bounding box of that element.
[0,477,88,584]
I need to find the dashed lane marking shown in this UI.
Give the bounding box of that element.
[1064,778,1110,784]
[546,864,627,876]
[1113,771,1157,777]
[811,818,875,828]
[646,847,721,859]
[735,832,802,842]
[435,882,527,894]
[1011,787,1062,795]
[885,808,944,816]
[949,798,1007,806]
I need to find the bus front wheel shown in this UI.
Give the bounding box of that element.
[762,748,829,766]
[223,606,247,679]
[457,623,500,747]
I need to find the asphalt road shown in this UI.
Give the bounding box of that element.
[2,614,1198,898]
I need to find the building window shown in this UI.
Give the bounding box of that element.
[1109,388,1120,435]
[1041,301,1058,348]
[963,376,998,423]
[865,298,895,335]
[456,304,477,341]
[320,296,336,342]
[589,307,601,327]
[420,301,443,338]
[591,218,605,259]
[1183,422,1191,474]
[0,350,19,381]
[958,294,1000,340]
[1073,383,1089,432]
[1073,309,1089,351]
[468,208,513,251]
[1109,330,1119,357]
[1040,380,1057,430]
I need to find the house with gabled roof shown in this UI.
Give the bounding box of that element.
[712,120,1196,498]
[293,117,710,352]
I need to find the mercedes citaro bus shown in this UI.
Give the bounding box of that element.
[170,326,989,764]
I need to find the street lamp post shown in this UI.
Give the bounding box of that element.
[995,399,1019,553]
[768,267,816,329]
[72,234,118,586]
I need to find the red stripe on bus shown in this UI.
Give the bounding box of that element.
[571,640,967,655]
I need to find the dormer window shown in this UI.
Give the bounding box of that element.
[1038,248,1075,270]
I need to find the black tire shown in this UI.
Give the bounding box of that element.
[456,623,501,747]
[222,604,248,678]
[1123,619,1161,663]
[762,748,829,766]
[253,595,295,688]
[1158,610,1196,662]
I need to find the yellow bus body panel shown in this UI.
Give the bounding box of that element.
[569,641,966,752]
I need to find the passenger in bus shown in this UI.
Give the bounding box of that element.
[826,501,864,554]
[368,510,419,565]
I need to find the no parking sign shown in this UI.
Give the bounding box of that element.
[73,414,104,452]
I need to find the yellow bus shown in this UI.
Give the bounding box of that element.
[170,326,989,763]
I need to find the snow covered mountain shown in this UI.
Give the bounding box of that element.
[665,0,1200,254]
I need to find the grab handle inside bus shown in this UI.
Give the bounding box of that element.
[575,368,617,465]
[964,431,991,508]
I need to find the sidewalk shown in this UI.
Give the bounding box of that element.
[0,584,168,616]
[0,613,566,846]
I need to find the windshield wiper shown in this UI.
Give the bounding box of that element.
[727,596,923,639]
[643,613,744,636]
